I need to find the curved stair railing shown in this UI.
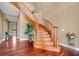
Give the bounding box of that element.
[44,18,59,47]
[10,2,60,51]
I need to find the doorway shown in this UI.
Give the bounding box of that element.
[8,21,17,38]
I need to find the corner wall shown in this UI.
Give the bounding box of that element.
[0,10,3,41]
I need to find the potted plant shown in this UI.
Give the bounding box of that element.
[24,23,34,42]
[5,32,9,40]
[66,32,75,46]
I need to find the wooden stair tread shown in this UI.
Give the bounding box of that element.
[35,43,52,45]
[37,35,50,38]
[36,38,51,41]
[36,39,52,42]
[34,44,61,52]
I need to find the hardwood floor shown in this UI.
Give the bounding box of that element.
[0,36,78,56]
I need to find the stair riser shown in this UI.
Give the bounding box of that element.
[36,42,53,46]
[37,38,51,41]
[37,32,48,34]
[37,35,50,37]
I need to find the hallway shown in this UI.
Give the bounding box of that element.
[0,36,77,56]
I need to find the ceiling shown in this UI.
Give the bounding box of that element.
[0,2,19,21]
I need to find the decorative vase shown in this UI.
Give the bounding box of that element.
[66,32,75,46]
[68,39,74,46]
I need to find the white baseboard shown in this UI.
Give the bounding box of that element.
[0,39,5,44]
[60,43,79,51]
[19,39,34,41]
[19,39,28,40]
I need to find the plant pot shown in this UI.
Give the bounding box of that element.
[29,39,32,41]
[28,39,33,47]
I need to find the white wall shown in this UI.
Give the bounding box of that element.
[17,14,28,40]
[0,10,8,41]
[35,2,79,48]
[0,10,3,41]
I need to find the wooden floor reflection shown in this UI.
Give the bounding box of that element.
[0,36,78,56]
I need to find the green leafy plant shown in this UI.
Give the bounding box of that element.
[5,32,9,39]
[24,23,34,41]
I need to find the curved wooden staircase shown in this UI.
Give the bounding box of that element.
[10,2,61,52]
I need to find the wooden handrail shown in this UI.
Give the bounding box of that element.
[19,2,38,23]
[18,3,51,34]
[10,2,20,10]
[44,18,59,47]
[10,2,50,33]
[44,18,54,27]
[44,18,58,28]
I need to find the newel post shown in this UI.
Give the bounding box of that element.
[53,26,59,48]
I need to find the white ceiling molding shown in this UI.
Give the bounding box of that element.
[1,9,19,17]
[0,9,19,22]
[4,13,19,22]
[5,15,19,22]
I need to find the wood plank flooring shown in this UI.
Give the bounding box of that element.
[0,36,78,56]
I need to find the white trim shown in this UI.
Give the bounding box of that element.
[19,39,28,41]
[0,39,5,44]
[60,43,79,51]
[19,39,34,41]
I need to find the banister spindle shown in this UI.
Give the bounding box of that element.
[53,26,59,48]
